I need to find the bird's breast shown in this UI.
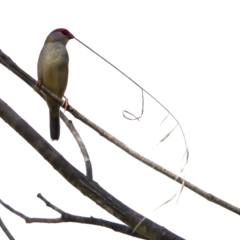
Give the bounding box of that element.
[39,42,69,70]
[37,42,69,97]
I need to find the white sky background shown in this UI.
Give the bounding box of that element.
[1,1,240,239]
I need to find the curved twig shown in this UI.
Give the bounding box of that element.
[60,112,93,180]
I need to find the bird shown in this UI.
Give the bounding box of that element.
[37,28,74,140]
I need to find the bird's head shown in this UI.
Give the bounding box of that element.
[45,28,74,45]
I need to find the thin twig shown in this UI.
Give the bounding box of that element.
[0,217,15,240]
[37,194,65,214]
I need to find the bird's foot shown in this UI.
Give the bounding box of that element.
[34,80,43,91]
[62,96,69,111]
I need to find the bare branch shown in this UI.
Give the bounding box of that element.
[0,197,146,239]
[0,217,15,240]
[37,194,66,214]
[0,98,184,240]
[1,50,240,217]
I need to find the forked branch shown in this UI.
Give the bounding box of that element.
[0,98,184,240]
[0,195,146,239]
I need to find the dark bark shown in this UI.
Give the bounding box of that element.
[0,98,184,240]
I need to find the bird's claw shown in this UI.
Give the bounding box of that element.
[35,80,43,91]
[62,96,69,111]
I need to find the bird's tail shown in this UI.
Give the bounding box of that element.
[50,111,60,140]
